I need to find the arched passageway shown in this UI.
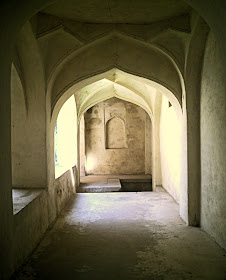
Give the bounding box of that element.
[51,68,184,207]
[80,97,151,180]
[1,1,226,278]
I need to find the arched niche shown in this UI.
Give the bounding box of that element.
[105,117,127,149]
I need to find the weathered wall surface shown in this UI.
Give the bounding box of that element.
[12,168,76,272]
[184,16,209,226]
[84,98,152,175]
[11,21,78,269]
[200,32,226,250]
[79,115,86,177]
[145,114,152,174]
[160,95,182,203]
[12,190,49,271]
[11,64,27,187]
[0,1,225,279]
[48,32,182,109]
[11,22,47,188]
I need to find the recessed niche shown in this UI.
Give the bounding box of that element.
[106,117,126,149]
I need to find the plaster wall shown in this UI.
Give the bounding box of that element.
[200,32,226,250]
[179,96,188,223]
[11,65,27,187]
[12,190,49,271]
[184,16,209,226]
[0,1,225,278]
[145,114,152,174]
[12,22,47,188]
[12,168,76,273]
[10,21,78,276]
[50,33,182,109]
[84,98,151,175]
[160,95,182,203]
[152,92,162,189]
[80,115,86,176]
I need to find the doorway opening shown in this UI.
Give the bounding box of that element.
[54,95,77,179]
[78,97,152,192]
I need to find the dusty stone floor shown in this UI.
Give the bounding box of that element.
[13,188,226,280]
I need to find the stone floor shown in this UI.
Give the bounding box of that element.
[13,188,226,280]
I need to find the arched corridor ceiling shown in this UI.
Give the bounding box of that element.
[33,3,193,115]
[37,11,190,86]
[13,3,192,120]
[35,5,192,113]
[42,0,190,24]
[51,68,182,125]
[74,69,157,120]
[74,68,179,122]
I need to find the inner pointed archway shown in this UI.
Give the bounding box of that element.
[52,68,185,222]
[81,97,151,176]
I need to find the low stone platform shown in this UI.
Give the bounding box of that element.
[77,175,152,193]
[77,178,121,193]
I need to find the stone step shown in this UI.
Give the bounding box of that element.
[77,178,121,193]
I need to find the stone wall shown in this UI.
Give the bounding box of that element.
[11,22,47,189]
[160,95,183,203]
[12,167,76,272]
[84,97,152,175]
[11,64,27,187]
[200,32,226,250]
[79,115,86,177]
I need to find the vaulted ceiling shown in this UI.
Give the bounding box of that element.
[13,0,193,119]
[74,69,157,120]
[42,0,190,24]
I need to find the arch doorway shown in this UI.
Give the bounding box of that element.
[80,97,152,177]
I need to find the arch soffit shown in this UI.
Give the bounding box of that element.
[51,68,182,128]
[11,63,28,116]
[47,32,184,111]
[43,27,186,84]
[77,79,154,118]
[78,94,153,124]
[6,0,221,77]
[78,85,154,123]
[7,0,217,35]
[15,22,46,116]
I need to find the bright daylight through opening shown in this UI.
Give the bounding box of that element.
[54,95,77,178]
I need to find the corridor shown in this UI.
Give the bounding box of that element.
[13,188,226,280]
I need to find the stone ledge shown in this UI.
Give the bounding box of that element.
[12,189,44,215]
